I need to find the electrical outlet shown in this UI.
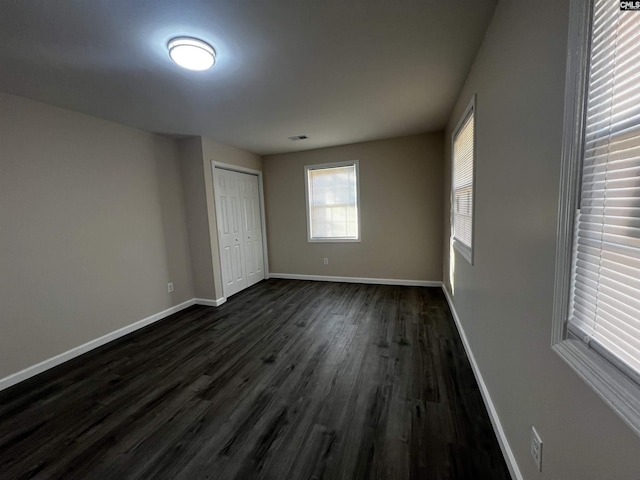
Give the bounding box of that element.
[323,257,329,265]
[531,426,543,471]
[168,282,174,293]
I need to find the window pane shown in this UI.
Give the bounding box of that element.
[452,106,475,251]
[307,163,359,240]
[569,0,640,378]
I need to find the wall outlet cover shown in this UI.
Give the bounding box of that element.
[531,426,543,472]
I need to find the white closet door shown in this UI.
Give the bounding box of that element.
[240,173,265,287]
[215,169,247,298]
[215,168,266,298]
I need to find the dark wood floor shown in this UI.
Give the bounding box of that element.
[0,279,511,480]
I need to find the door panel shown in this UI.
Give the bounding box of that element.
[215,169,247,298]
[239,173,265,287]
[223,247,233,287]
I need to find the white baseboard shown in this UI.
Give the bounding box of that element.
[441,286,523,480]
[0,298,199,393]
[269,273,441,287]
[195,297,226,307]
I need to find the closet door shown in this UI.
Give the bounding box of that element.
[214,168,247,298]
[239,173,265,287]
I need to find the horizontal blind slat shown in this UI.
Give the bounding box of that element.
[570,0,640,378]
[452,107,474,249]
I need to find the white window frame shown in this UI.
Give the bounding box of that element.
[304,160,361,243]
[451,95,477,265]
[552,0,640,437]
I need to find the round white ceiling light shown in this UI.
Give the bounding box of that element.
[168,37,215,71]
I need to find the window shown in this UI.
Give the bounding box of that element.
[451,96,476,264]
[553,0,640,436]
[305,161,360,242]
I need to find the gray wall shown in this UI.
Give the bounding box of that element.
[263,133,443,281]
[0,92,194,378]
[179,137,216,300]
[443,1,640,478]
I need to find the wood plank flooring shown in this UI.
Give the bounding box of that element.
[0,279,511,480]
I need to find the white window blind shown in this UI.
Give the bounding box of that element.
[569,0,640,378]
[306,162,359,241]
[452,103,475,260]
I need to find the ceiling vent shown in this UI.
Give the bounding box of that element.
[288,135,308,141]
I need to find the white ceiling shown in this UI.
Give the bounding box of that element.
[0,1,496,155]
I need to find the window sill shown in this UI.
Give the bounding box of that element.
[553,338,640,437]
[307,238,361,243]
[452,238,473,265]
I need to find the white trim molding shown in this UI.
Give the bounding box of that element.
[195,297,226,307]
[552,0,591,347]
[269,273,440,287]
[0,298,197,392]
[441,286,523,480]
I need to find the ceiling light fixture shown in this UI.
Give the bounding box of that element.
[168,37,215,71]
